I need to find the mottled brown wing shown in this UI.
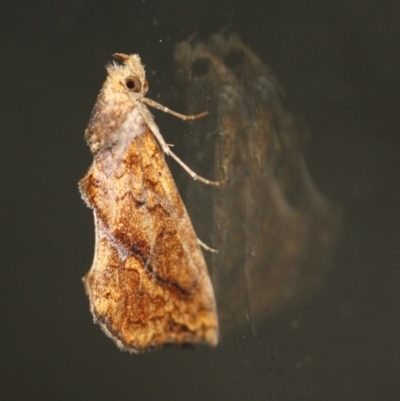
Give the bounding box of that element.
[80,127,218,352]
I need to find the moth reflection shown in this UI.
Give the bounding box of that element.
[175,31,341,333]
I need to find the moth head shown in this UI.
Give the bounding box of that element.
[106,53,149,97]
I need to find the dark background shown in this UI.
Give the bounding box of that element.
[2,1,399,400]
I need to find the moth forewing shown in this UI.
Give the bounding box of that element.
[80,53,218,352]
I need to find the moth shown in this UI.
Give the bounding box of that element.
[175,32,341,332]
[79,53,219,352]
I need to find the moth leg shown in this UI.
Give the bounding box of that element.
[140,102,226,186]
[197,238,218,254]
[168,149,227,186]
[143,97,208,121]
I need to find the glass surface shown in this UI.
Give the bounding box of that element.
[1,1,399,400]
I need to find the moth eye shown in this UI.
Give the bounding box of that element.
[191,57,210,77]
[124,76,142,92]
[223,49,245,68]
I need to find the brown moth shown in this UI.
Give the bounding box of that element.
[175,32,341,333]
[79,53,219,352]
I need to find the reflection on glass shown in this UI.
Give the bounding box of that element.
[175,31,341,333]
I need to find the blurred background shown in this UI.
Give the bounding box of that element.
[1,0,399,400]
